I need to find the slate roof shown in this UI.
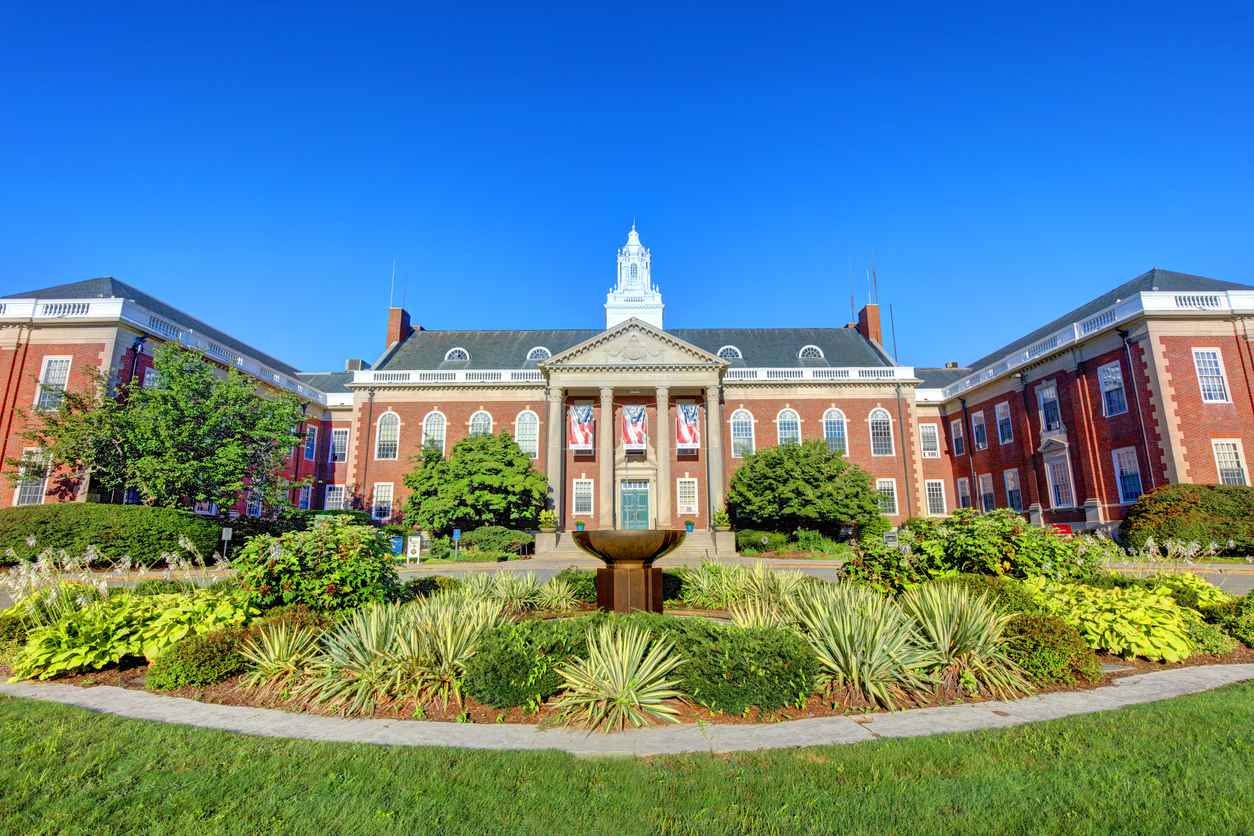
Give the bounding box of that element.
[915,367,972,389]
[376,325,893,371]
[3,277,303,378]
[296,372,354,394]
[968,269,1254,372]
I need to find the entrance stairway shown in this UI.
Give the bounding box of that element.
[539,530,724,561]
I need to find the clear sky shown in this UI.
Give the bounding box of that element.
[1,1,1251,374]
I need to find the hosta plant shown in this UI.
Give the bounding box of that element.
[549,622,685,734]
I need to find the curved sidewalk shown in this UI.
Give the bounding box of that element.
[2,664,1251,757]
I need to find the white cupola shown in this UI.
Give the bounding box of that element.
[605,223,664,330]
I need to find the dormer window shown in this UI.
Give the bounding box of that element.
[444,347,470,361]
[798,345,824,359]
[526,347,551,361]
[717,346,742,360]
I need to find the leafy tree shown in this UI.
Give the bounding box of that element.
[725,439,881,535]
[5,342,307,512]
[402,431,547,535]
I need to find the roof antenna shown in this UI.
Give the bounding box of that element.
[866,269,872,304]
[848,258,855,323]
[389,259,396,308]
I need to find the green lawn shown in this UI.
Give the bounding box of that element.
[2,683,1253,836]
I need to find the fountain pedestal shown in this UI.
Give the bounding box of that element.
[571,530,685,615]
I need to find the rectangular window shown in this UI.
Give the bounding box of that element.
[1099,362,1128,416]
[516,415,539,458]
[143,368,164,389]
[192,500,217,515]
[1038,384,1061,431]
[35,357,71,410]
[919,424,940,458]
[325,484,346,511]
[1004,469,1023,512]
[676,478,698,515]
[330,429,349,463]
[925,480,946,516]
[1213,441,1247,486]
[996,402,1013,445]
[246,488,264,517]
[13,448,48,507]
[870,414,894,456]
[1047,459,1074,508]
[971,412,987,451]
[950,419,965,457]
[573,479,594,515]
[978,473,995,512]
[956,477,971,509]
[303,425,318,462]
[1113,447,1142,504]
[1194,349,1230,402]
[372,483,393,520]
[876,479,898,516]
[297,485,312,510]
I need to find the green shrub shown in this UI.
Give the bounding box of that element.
[1004,614,1101,685]
[459,526,534,555]
[735,530,790,554]
[146,626,247,690]
[856,515,892,544]
[1208,594,1254,646]
[131,579,197,597]
[938,573,1043,615]
[251,603,333,637]
[0,504,221,568]
[553,568,596,603]
[1184,618,1237,657]
[233,518,401,612]
[463,618,591,708]
[399,575,461,600]
[207,576,242,595]
[1118,484,1254,554]
[793,529,853,557]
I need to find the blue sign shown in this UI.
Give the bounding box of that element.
[452,529,461,541]
[389,535,404,556]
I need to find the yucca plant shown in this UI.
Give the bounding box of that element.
[295,604,404,716]
[728,597,789,629]
[490,571,543,612]
[786,583,935,710]
[457,571,495,602]
[239,622,324,696]
[899,583,1031,700]
[536,578,580,612]
[549,622,685,734]
[391,593,506,709]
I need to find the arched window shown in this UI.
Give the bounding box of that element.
[469,410,492,437]
[824,408,847,455]
[798,345,824,359]
[777,409,800,445]
[869,408,894,456]
[422,411,446,454]
[717,346,742,360]
[444,347,470,361]
[515,410,539,458]
[375,412,400,460]
[630,264,638,279]
[526,346,551,361]
[731,409,755,457]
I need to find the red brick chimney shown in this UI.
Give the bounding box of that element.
[387,307,414,346]
[856,304,882,345]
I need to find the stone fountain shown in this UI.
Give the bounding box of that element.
[571,530,686,614]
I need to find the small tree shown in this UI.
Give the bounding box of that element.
[402,431,547,535]
[725,439,881,536]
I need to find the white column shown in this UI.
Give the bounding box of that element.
[599,386,615,527]
[655,386,671,528]
[545,389,564,523]
[705,386,724,514]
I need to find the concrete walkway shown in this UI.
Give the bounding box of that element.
[2,665,1250,756]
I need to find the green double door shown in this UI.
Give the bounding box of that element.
[620,481,650,530]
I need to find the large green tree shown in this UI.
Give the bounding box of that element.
[6,342,308,512]
[725,439,882,535]
[402,431,547,534]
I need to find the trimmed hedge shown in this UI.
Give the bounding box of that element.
[460,526,534,555]
[146,626,247,691]
[1118,484,1254,554]
[735,529,791,553]
[0,504,221,567]
[463,618,590,709]
[1004,613,1101,686]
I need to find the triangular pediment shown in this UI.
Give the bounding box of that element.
[1037,436,1070,454]
[541,318,727,369]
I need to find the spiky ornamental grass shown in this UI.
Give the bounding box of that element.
[535,577,580,612]
[548,622,685,734]
[238,622,324,698]
[727,597,790,629]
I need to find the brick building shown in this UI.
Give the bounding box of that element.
[4,227,1254,541]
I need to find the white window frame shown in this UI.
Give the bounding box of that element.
[573,478,594,515]
[676,477,698,515]
[330,428,349,463]
[1193,348,1231,403]
[246,487,264,517]
[869,408,894,456]
[422,410,446,454]
[469,410,493,437]
[798,345,824,359]
[876,479,898,516]
[375,412,400,460]
[950,418,966,457]
[776,408,801,446]
[13,448,48,507]
[297,485,312,511]
[192,500,217,515]
[1038,382,1062,432]
[730,409,755,457]
[1004,468,1023,512]
[34,356,72,411]
[324,484,346,511]
[443,347,470,361]
[303,425,318,462]
[372,482,394,520]
[716,345,742,360]
[823,408,847,455]
[971,412,988,451]
[525,346,551,361]
[919,424,940,458]
[925,479,947,516]
[978,472,995,512]
[515,410,539,458]
[1099,361,1129,417]
[1112,446,1143,504]
[143,368,164,389]
[1212,439,1247,486]
[956,477,971,509]
[996,402,1013,445]
[1045,455,1076,509]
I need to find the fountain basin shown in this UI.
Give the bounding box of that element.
[571,530,686,614]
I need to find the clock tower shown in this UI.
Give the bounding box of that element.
[605,223,664,329]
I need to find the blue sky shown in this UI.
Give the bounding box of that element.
[1,1,1251,374]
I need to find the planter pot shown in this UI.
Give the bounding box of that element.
[685,523,694,533]
[714,525,731,532]
[576,522,586,531]
[539,526,556,533]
